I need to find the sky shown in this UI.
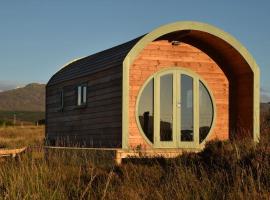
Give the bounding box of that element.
[0,1,269,101]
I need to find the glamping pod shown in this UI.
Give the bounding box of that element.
[46,21,260,160]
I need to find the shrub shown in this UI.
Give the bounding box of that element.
[0,120,13,127]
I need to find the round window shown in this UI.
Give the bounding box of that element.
[137,69,215,147]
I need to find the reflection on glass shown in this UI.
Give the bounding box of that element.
[199,81,214,143]
[138,79,154,142]
[77,86,81,106]
[181,75,194,141]
[160,74,173,141]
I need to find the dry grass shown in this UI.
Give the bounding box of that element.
[0,126,44,148]
[0,124,269,199]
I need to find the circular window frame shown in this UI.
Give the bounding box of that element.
[135,67,217,148]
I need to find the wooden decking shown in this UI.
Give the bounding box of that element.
[116,148,200,164]
[0,147,27,158]
[0,146,202,164]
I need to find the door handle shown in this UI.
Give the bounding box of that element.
[177,103,181,108]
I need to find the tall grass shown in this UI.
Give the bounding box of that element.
[0,125,269,199]
[0,126,44,148]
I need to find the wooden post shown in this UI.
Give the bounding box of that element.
[13,113,16,126]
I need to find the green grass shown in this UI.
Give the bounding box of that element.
[0,111,45,124]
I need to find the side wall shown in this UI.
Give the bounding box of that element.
[128,40,229,148]
[46,66,122,147]
[235,73,254,137]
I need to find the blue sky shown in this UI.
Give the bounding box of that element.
[0,1,269,101]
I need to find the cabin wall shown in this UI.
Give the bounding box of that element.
[128,40,229,148]
[46,66,122,148]
[235,73,254,137]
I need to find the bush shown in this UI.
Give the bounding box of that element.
[0,120,13,127]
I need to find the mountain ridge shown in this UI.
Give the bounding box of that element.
[0,83,45,112]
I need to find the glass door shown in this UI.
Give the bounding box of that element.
[177,74,199,148]
[137,68,214,149]
[154,72,176,147]
[154,70,199,148]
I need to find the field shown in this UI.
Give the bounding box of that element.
[0,111,45,126]
[0,122,270,199]
[0,126,44,148]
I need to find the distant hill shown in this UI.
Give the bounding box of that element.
[0,83,45,112]
[261,102,270,115]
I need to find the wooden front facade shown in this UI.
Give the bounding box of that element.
[128,41,229,148]
[46,21,260,152]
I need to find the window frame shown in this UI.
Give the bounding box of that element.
[77,83,88,107]
[135,67,216,149]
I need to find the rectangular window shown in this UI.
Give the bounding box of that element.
[77,84,87,106]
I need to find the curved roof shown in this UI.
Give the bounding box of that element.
[121,21,260,147]
[47,36,144,86]
[48,21,259,88]
[124,21,259,76]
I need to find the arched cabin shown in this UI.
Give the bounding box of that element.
[46,21,260,161]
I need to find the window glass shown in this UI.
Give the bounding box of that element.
[83,86,87,104]
[199,81,214,143]
[181,74,194,141]
[137,70,214,146]
[77,84,87,106]
[160,74,173,141]
[77,86,82,106]
[138,79,154,142]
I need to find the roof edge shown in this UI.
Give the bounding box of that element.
[123,21,259,74]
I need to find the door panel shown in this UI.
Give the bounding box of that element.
[160,74,173,141]
[155,71,197,148]
[180,74,194,142]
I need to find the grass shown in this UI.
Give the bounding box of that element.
[0,111,45,124]
[0,124,269,199]
[0,126,44,148]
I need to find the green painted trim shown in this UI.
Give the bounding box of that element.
[154,70,176,148]
[122,21,260,149]
[173,71,178,145]
[134,67,217,149]
[254,69,260,142]
[122,57,129,149]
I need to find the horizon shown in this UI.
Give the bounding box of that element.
[0,1,269,102]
